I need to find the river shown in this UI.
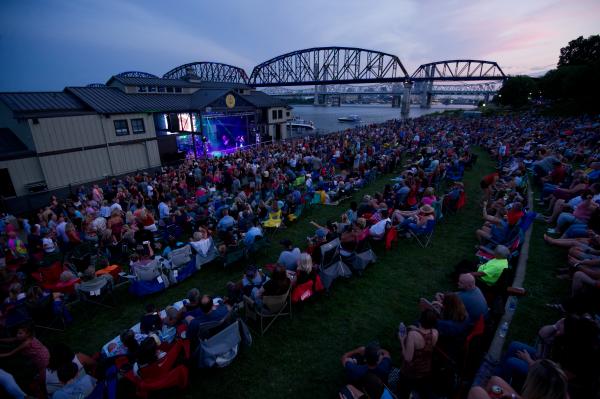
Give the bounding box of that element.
[289,103,475,134]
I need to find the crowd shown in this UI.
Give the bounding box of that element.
[0,110,598,398]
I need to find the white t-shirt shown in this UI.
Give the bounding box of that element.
[92,217,106,232]
[369,218,390,237]
[46,355,84,395]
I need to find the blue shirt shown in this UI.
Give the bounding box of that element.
[277,248,301,270]
[188,303,229,324]
[244,227,263,246]
[217,215,235,231]
[344,357,392,382]
[158,202,170,219]
[457,288,488,322]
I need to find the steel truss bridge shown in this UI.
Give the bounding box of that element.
[266,82,501,96]
[122,46,507,116]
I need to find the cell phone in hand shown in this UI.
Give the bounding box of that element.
[143,241,150,245]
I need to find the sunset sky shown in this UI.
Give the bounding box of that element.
[1,0,598,91]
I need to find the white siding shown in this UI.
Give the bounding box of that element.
[30,113,158,153]
[102,113,156,144]
[146,140,161,167]
[109,144,149,174]
[30,114,105,153]
[0,157,45,196]
[39,148,112,189]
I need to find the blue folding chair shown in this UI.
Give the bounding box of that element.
[408,219,436,248]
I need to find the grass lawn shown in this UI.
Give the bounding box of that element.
[44,147,558,398]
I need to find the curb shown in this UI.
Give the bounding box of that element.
[473,178,534,385]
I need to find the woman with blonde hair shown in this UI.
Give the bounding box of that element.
[468,359,568,399]
[296,253,314,275]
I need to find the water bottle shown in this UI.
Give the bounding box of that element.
[398,322,407,338]
[508,296,517,314]
[499,321,509,338]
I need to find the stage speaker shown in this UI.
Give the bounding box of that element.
[168,113,180,132]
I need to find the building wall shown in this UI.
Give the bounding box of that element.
[29,113,157,153]
[0,102,35,150]
[26,113,161,190]
[0,157,45,196]
[39,148,112,189]
[266,107,288,124]
[29,114,106,153]
[100,113,157,144]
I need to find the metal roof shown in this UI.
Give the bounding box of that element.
[0,86,284,118]
[190,89,230,109]
[0,92,88,113]
[242,91,288,108]
[106,76,250,90]
[66,87,194,114]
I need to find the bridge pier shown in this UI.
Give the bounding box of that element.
[331,96,341,106]
[401,81,412,120]
[420,81,433,108]
[391,83,402,108]
[313,85,327,106]
[483,92,490,104]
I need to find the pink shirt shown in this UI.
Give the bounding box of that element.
[421,195,436,206]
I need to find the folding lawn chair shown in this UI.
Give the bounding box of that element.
[193,317,252,368]
[354,239,377,271]
[318,238,352,290]
[128,258,170,297]
[166,245,197,284]
[77,275,115,308]
[408,219,436,248]
[244,286,292,335]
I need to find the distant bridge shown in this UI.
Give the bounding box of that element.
[268,82,501,107]
[107,46,507,117]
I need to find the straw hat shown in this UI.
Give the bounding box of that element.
[419,205,435,215]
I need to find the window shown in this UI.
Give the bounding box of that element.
[131,118,145,134]
[166,87,174,93]
[114,119,129,136]
[158,87,165,93]
[286,111,290,117]
[272,110,277,120]
[137,86,147,93]
[175,87,182,93]
[148,86,157,93]
[278,110,283,119]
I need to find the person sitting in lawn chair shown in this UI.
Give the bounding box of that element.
[341,341,392,385]
[470,245,511,290]
[368,209,391,241]
[394,205,435,237]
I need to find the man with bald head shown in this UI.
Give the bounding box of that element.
[456,273,488,322]
[426,273,488,324]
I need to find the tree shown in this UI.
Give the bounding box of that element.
[558,35,600,67]
[497,76,538,108]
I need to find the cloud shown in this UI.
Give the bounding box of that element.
[1,0,599,90]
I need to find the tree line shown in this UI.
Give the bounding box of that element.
[496,35,600,114]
